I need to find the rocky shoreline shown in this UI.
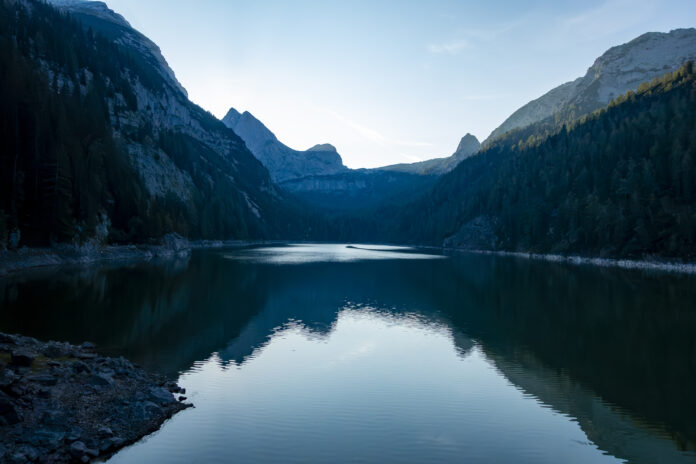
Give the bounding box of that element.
[0,238,287,276]
[0,234,192,277]
[450,248,696,275]
[0,333,191,463]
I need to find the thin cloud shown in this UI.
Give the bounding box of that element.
[561,0,657,39]
[328,111,433,149]
[399,153,426,163]
[459,95,504,101]
[428,39,470,55]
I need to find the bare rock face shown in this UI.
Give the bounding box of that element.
[487,28,696,142]
[222,108,347,183]
[443,216,499,251]
[46,0,188,98]
[307,144,337,153]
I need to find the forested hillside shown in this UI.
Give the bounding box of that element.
[0,0,300,248]
[396,63,696,259]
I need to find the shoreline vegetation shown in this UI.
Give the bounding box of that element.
[0,333,191,463]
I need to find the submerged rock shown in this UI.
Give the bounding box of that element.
[0,332,192,463]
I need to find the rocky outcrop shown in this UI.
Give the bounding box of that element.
[46,0,187,97]
[487,28,696,142]
[307,143,337,153]
[0,333,190,463]
[222,108,347,183]
[443,216,499,251]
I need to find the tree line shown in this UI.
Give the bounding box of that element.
[392,62,696,260]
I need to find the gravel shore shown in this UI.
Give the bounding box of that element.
[0,333,191,463]
[0,238,286,276]
[452,249,696,274]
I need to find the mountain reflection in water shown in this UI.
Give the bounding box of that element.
[1,244,695,463]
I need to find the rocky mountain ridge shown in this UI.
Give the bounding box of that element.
[487,28,696,142]
[47,0,188,97]
[222,108,347,183]
[222,106,481,209]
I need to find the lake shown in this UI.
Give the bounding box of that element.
[1,244,695,463]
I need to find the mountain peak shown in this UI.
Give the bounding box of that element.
[456,134,480,152]
[45,0,188,97]
[46,0,131,27]
[453,134,481,160]
[221,108,346,182]
[223,110,278,153]
[222,107,242,128]
[307,144,337,152]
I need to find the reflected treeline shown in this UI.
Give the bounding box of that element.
[1,248,695,462]
[0,254,268,374]
[436,253,696,456]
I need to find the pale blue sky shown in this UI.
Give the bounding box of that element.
[103,0,695,168]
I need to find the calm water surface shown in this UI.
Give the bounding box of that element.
[1,244,695,463]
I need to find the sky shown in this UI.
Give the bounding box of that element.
[102,0,696,169]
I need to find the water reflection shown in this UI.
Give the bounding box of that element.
[224,243,445,264]
[1,244,695,463]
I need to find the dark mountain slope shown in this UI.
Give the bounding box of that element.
[0,0,300,248]
[392,62,696,260]
[280,169,439,211]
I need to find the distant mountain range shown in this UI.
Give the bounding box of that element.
[222,107,481,209]
[222,109,481,182]
[220,30,696,214]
